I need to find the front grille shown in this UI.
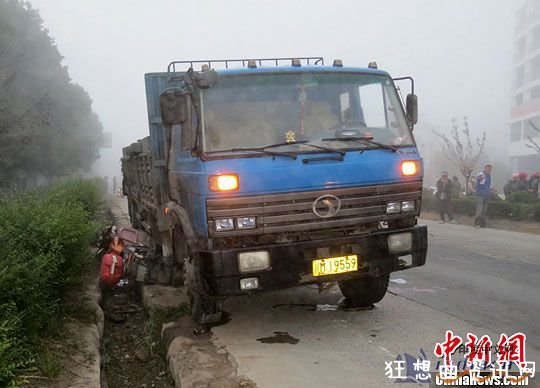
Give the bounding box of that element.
[206,181,422,236]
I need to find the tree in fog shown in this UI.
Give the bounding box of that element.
[0,0,103,188]
[434,117,486,194]
[526,120,540,154]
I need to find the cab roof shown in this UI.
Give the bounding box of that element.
[164,58,390,81]
[214,65,389,77]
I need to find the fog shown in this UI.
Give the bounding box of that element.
[28,0,515,185]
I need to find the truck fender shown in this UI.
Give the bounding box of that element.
[164,201,195,239]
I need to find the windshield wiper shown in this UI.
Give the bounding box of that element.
[321,137,398,152]
[226,145,297,160]
[252,140,346,156]
[256,141,308,149]
[229,140,346,159]
[302,142,346,156]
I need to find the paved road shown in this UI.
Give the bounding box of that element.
[211,220,540,387]
[390,220,540,350]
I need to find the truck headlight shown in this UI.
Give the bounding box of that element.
[401,201,415,212]
[209,174,239,192]
[238,251,270,272]
[388,233,412,253]
[237,216,256,229]
[240,277,259,290]
[401,161,418,176]
[215,218,234,232]
[386,202,401,214]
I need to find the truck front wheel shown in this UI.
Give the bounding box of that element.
[190,292,223,325]
[183,255,223,325]
[338,275,389,307]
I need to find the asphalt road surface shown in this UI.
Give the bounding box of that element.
[211,219,540,387]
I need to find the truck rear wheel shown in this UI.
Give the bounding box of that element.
[338,275,389,307]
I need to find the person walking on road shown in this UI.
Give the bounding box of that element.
[436,171,458,224]
[475,164,493,228]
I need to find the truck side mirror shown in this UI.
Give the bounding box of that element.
[160,88,187,126]
[406,94,418,126]
[195,69,218,89]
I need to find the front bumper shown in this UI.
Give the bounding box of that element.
[200,225,427,296]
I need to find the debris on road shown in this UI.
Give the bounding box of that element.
[390,278,407,284]
[256,332,300,345]
[315,304,338,311]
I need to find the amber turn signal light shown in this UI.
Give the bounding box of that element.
[209,174,239,192]
[401,161,418,176]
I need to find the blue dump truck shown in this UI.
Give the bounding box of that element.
[122,57,427,323]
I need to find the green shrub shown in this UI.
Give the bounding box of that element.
[422,187,435,198]
[506,191,539,204]
[0,179,102,385]
[488,201,540,221]
[46,177,105,217]
[422,194,478,216]
[449,197,477,217]
[0,302,33,387]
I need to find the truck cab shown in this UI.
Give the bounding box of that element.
[122,57,427,324]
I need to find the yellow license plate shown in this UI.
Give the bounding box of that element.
[312,255,358,277]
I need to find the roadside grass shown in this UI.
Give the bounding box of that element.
[64,304,100,326]
[36,350,62,379]
[139,304,191,355]
[0,178,105,386]
[62,264,102,326]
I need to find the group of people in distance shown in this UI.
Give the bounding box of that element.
[503,171,540,198]
[435,164,494,228]
[436,165,540,229]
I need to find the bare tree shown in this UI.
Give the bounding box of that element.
[434,117,486,194]
[526,120,540,153]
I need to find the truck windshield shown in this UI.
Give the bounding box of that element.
[201,72,414,153]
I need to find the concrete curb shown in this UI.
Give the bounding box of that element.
[140,284,189,316]
[85,276,105,340]
[161,318,256,388]
[65,276,105,387]
[139,284,254,387]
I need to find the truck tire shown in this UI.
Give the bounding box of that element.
[338,275,389,307]
[183,255,223,325]
[190,292,223,325]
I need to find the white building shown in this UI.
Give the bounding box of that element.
[510,0,540,172]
